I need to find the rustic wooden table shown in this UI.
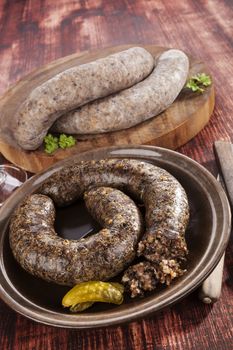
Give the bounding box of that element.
[0,1,232,349]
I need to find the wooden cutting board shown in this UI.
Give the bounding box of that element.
[0,44,214,173]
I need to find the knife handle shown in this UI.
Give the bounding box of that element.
[198,253,225,303]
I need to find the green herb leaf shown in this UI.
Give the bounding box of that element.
[58,134,76,149]
[193,73,212,86]
[186,80,204,92]
[43,133,76,154]
[44,134,59,154]
[186,73,211,93]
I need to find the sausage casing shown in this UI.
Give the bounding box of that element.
[9,187,143,286]
[53,49,189,135]
[13,47,154,150]
[39,159,189,262]
[9,159,189,295]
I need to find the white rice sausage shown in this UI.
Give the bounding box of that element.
[53,49,189,135]
[14,47,154,150]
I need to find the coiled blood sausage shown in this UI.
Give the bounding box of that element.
[9,187,143,286]
[9,159,189,297]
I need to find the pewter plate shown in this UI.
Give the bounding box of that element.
[0,146,231,328]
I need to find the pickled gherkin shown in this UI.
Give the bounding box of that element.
[70,301,94,312]
[62,281,124,312]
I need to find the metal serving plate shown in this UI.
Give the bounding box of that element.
[0,146,231,328]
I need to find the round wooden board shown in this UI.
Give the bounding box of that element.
[0,45,214,173]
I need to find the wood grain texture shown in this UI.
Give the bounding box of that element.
[0,44,214,172]
[0,0,232,349]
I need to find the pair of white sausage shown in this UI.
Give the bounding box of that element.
[14,47,189,150]
[53,49,189,135]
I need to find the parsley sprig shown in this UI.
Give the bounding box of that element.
[186,73,212,93]
[44,133,76,154]
[44,134,59,154]
[59,134,76,149]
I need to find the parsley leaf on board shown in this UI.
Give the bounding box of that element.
[44,134,59,154]
[59,134,76,149]
[186,73,212,93]
[43,133,76,154]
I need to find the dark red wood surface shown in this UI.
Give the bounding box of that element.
[0,1,233,349]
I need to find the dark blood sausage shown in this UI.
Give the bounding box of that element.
[13,47,154,150]
[121,259,185,298]
[52,49,189,135]
[38,159,189,295]
[9,187,143,286]
[9,159,189,296]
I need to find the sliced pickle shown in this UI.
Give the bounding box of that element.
[70,302,94,313]
[62,281,124,313]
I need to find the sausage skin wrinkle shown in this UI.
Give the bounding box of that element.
[9,159,189,297]
[9,187,143,286]
[13,47,154,150]
[53,49,189,135]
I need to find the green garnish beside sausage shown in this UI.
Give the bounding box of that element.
[186,72,211,93]
[44,133,76,154]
